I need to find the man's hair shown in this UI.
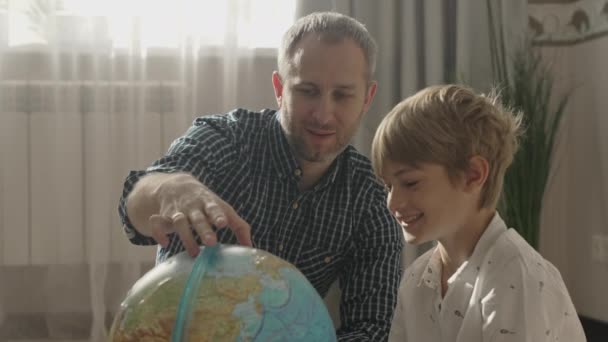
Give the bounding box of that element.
[371,84,523,208]
[278,12,377,81]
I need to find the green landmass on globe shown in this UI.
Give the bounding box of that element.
[109,245,337,341]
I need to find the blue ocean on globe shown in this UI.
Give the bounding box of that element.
[109,244,337,341]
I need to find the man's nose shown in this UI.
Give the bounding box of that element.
[311,94,334,125]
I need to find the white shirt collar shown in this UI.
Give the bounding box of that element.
[418,212,508,290]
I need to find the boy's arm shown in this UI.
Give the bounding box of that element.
[388,287,407,341]
[480,255,586,342]
[336,202,403,341]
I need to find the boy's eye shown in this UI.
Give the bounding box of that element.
[401,181,418,188]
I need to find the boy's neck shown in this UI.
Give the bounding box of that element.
[437,208,496,296]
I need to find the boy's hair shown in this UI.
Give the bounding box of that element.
[278,12,377,82]
[371,84,523,208]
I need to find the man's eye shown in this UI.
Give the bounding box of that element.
[297,88,317,96]
[334,92,353,100]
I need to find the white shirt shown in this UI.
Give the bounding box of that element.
[389,213,586,342]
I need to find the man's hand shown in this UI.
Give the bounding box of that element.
[126,172,252,256]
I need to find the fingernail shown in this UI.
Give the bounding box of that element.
[215,216,226,226]
[203,232,217,245]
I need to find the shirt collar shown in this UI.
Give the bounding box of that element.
[418,212,508,290]
[268,111,300,182]
[467,212,508,268]
[268,111,343,190]
[418,248,443,290]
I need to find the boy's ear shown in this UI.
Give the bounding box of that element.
[464,155,489,192]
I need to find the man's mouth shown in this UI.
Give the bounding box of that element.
[307,128,335,136]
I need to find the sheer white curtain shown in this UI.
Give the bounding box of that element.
[0,0,294,340]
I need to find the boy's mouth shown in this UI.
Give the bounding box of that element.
[400,213,423,226]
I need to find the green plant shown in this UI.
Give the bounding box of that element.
[487,0,569,249]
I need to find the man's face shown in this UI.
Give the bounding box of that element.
[272,34,376,164]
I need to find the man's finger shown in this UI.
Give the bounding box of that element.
[148,214,171,247]
[189,209,217,246]
[221,205,253,247]
[200,192,252,247]
[171,212,200,257]
[228,211,253,247]
[203,200,227,227]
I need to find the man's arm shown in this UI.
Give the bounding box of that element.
[125,172,188,239]
[117,113,252,255]
[336,201,403,341]
[124,171,251,256]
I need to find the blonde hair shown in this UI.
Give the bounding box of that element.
[371,84,523,208]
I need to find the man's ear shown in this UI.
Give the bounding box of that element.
[362,81,378,114]
[272,71,284,108]
[465,155,489,192]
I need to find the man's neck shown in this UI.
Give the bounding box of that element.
[297,158,334,191]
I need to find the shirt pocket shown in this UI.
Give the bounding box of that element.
[291,238,346,296]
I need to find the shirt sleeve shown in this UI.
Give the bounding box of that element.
[336,196,403,341]
[117,114,240,245]
[480,255,587,342]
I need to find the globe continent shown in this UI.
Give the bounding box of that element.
[109,245,336,341]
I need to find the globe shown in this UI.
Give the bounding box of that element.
[109,244,337,341]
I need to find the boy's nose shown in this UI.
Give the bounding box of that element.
[387,191,401,215]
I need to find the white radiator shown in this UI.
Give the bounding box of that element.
[0,81,188,266]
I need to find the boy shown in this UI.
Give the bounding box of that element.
[371,84,586,341]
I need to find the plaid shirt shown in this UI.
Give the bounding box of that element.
[118,109,403,341]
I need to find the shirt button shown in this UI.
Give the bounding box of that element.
[278,244,284,251]
[292,201,299,209]
[324,256,332,263]
[294,168,302,177]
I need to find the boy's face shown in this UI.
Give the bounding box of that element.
[381,160,479,245]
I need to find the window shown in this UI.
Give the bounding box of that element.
[4,0,296,50]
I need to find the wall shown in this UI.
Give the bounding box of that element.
[529,0,608,322]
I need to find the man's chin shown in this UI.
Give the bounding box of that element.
[300,148,343,163]
[300,153,332,163]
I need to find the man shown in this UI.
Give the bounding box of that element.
[118,12,402,341]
